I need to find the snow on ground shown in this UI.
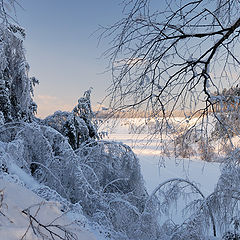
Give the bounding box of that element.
[101,118,221,195]
[0,179,96,240]
[138,154,220,195]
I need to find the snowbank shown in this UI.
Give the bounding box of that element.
[0,179,96,240]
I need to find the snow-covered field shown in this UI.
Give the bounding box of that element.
[102,118,221,200]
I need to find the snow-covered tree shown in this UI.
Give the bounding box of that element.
[0,1,37,123]
[102,0,240,143]
[44,89,98,150]
[0,3,159,235]
[211,86,240,140]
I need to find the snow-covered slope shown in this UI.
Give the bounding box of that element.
[0,179,96,240]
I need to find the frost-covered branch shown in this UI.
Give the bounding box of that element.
[21,203,78,240]
[144,177,217,237]
[102,0,240,141]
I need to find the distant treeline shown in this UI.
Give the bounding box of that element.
[95,109,204,119]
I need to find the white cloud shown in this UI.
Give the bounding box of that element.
[113,58,147,67]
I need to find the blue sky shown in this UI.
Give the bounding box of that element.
[17,1,123,118]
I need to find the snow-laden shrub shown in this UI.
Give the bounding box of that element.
[173,124,217,161]
[173,127,198,158]
[142,148,240,239]
[75,140,160,239]
[44,90,98,150]
[211,149,240,236]
[0,119,160,239]
[76,141,145,196]
[142,177,215,239]
[197,138,215,162]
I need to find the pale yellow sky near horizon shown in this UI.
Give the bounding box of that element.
[34,95,74,119]
[34,94,107,119]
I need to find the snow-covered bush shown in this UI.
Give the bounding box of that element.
[172,123,218,161]
[0,119,160,239]
[44,90,98,149]
[197,138,215,162]
[141,147,240,239]
[211,149,240,236]
[211,113,240,141]
[173,126,198,159]
[75,140,160,239]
